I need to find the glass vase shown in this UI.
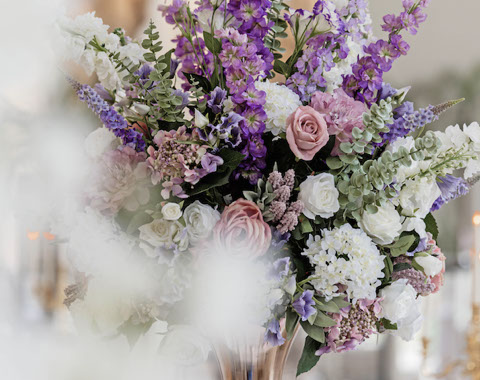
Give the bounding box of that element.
[213,324,299,380]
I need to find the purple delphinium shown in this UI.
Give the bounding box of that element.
[431,175,470,212]
[264,319,285,346]
[196,111,243,148]
[343,0,430,104]
[292,290,316,322]
[70,80,145,151]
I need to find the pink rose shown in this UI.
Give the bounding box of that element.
[213,199,272,259]
[286,106,329,161]
[310,89,366,156]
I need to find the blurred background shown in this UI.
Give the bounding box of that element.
[1,0,480,379]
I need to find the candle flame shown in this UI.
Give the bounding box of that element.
[27,231,40,241]
[473,212,480,226]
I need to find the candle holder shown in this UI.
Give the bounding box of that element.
[421,212,480,379]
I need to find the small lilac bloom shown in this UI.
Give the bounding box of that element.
[292,290,316,322]
[265,319,285,347]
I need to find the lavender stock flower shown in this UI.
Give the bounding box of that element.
[70,79,145,151]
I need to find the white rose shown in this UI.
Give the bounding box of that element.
[399,177,441,218]
[414,255,443,277]
[358,203,402,245]
[184,201,220,244]
[84,127,119,159]
[158,325,211,366]
[139,219,187,252]
[379,279,423,341]
[298,173,340,219]
[161,203,182,221]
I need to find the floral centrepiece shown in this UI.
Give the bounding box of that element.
[58,0,479,376]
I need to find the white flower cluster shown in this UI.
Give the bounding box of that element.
[254,81,302,136]
[302,224,385,301]
[57,12,146,90]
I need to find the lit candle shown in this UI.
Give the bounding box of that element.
[472,212,480,305]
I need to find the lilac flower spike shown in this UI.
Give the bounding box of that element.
[293,290,316,322]
[70,79,145,151]
[431,175,469,211]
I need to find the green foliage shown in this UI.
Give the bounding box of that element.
[203,32,222,55]
[296,337,322,377]
[386,234,416,257]
[265,1,290,58]
[286,308,300,340]
[117,318,154,347]
[300,320,326,343]
[424,213,439,240]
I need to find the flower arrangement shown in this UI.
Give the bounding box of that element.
[58,0,480,376]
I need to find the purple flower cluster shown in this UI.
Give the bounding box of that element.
[265,318,285,346]
[226,0,274,74]
[197,110,243,148]
[431,175,470,212]
[159,0,214,90]
[216,28,270,183]
[287,34,348,102]
[71,80,145,151]
[337,0,372,42]
[268,170,304,234]
[292,290,316,322]
[317,299,382,356]
[343,0,430,104]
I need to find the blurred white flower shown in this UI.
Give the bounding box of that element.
[84,127,119,159]
[183,201,220,244]
[158,325,211,366]
[414,255,443,277]
[379,279,422,341]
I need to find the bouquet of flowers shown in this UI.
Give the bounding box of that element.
[57,0,479,376]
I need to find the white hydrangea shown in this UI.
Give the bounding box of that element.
[254,81,302,136]
[302,224,385,301]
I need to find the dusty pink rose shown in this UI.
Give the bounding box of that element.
[286,106,329,161]
[310,89,367,156]
[213,199,272,259]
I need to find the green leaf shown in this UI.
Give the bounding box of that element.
[187,149,245,196]
[296,337,322,377]
[424,213,439,240]
[273,59,290,76]
[312,311,337,327]
[326,157,343,170]
[183,72,212,93]
[300,320,325,343]
[383,256,393,281]
[332,296,350,309]
[203,32,222,55]
[393,262,412,272]
[300,218,313,234]
[386,234,416,257]
[286,308,299,340]
[380,318,398,330]
[316,299,340,314]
